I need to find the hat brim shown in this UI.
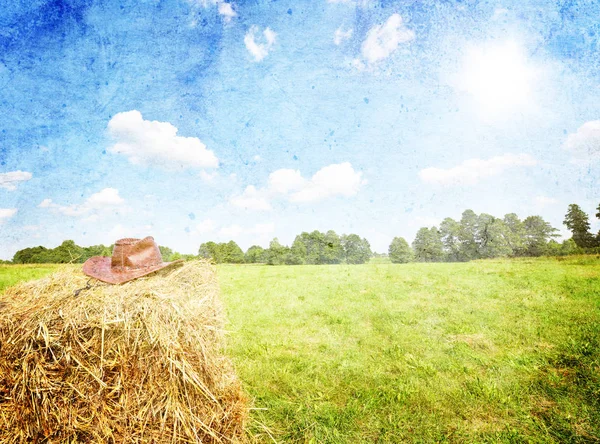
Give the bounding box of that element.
[82,256,184,285]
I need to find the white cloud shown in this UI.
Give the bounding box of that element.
[419,153,537,186]
[38,188,126,217]
[334,27,353,45]
[492,8,509,19]
[200,170,219,183]
[361,14,414,64]
[230,162,366,210]
[0,171,32,191]
[564,120,600,161]
[268,169,306,194]
[230,185,273,211]
[249,222,275,235]
[289,162,366,203]
[107,110,219,169]
[0,208,17,223]
[219,224,243,237]
[244,26,276,62]
[456,40,538,115]
[196,218,216,234]
[253,155,262,161]
[218,2,236,22]
[535,196,558,206]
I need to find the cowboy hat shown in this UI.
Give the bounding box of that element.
[83,236,183,284]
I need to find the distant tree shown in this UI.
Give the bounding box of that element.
[439,217,462,262]
[458,210,480,260]
[266,238,290,265]
[503,213,526,256]
[412,227,444,262]
[222,241,245,263]
[322,230,344,264]
[563,204,596,248]
[477,214,513,258]
[522,216,559,256]
[198,242,219,262]
[13,246,48,264]
[245,245,266,263]
[341,234,372,264]
[159,246,175,262]
[388,237,413,263]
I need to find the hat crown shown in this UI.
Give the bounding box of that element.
[111,237,163,270]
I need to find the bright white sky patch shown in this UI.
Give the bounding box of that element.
[244,26,276,62]
[38,188,125,217]
[457,40,537,115]
[0,171,32,191]
[218,2,236,22]
[334,27,353,45]
[419,153,537,186]
[0,208,17,223]
[535,195,558,206]
[564,120,600,160]
[230,185,273,211]
[289,162,366,202]
[219,224,243,237]
[361,14,414,64]
[108,110,219,169]
[229,162,366,210]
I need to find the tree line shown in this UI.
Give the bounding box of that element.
[4,203,599,265]
[389,204,600,263]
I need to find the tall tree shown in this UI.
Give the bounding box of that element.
[563,204,595,248]
[341,234,372,264]
[523,216,559,256]
[439,217,461,262]
[503,213,526,256]
[245,245,266,263]
[458,210,480,260]
[266,238,290,265]
[477,214,513,258]
[388,237,413,263]
[412,227,444,262]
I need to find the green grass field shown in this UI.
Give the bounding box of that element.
[1,257,599,443]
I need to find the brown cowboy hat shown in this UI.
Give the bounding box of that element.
[83,236,183,284]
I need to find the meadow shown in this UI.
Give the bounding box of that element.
[1,257,599,443]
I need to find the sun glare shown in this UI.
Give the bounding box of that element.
[459,40,537,115]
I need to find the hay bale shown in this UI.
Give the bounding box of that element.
[0,261,247,443]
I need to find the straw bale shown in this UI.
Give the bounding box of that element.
[0,261,248,443]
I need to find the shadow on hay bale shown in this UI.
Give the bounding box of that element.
[0,261,248,443]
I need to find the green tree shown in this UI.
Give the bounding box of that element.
[503,213,526,256]
[341,234,372,264]
[266,238,290,265]
[245,245,266,263]
[412,227,444,262]
[222,241,245,263]
[322,230,344,264]
[13,246,48,264]
[439,217,461,262]
[458,210,480,260]
[522,216,559,256]
[198,241,219,262]
[388,237,413,263]
[563,204,595,248]
[477,214,513,258]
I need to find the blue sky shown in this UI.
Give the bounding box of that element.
[1,0,599,259]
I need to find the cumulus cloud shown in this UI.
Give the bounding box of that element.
[0,171,32,191]
[218,2,236,22]
[244,26,276,62]
[334,27,353,45]
[196,218,216,234]
[419,153,537,186]
[564,120,600,161]
[38,188,125,217]
[230,185,273,211]
[289,162,366,203]
[0,208,17,223]
[361,14,414,64]
[107,110,219,169]
[230,162,366,210]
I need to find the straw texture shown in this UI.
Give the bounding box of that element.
[0,261,247,443]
